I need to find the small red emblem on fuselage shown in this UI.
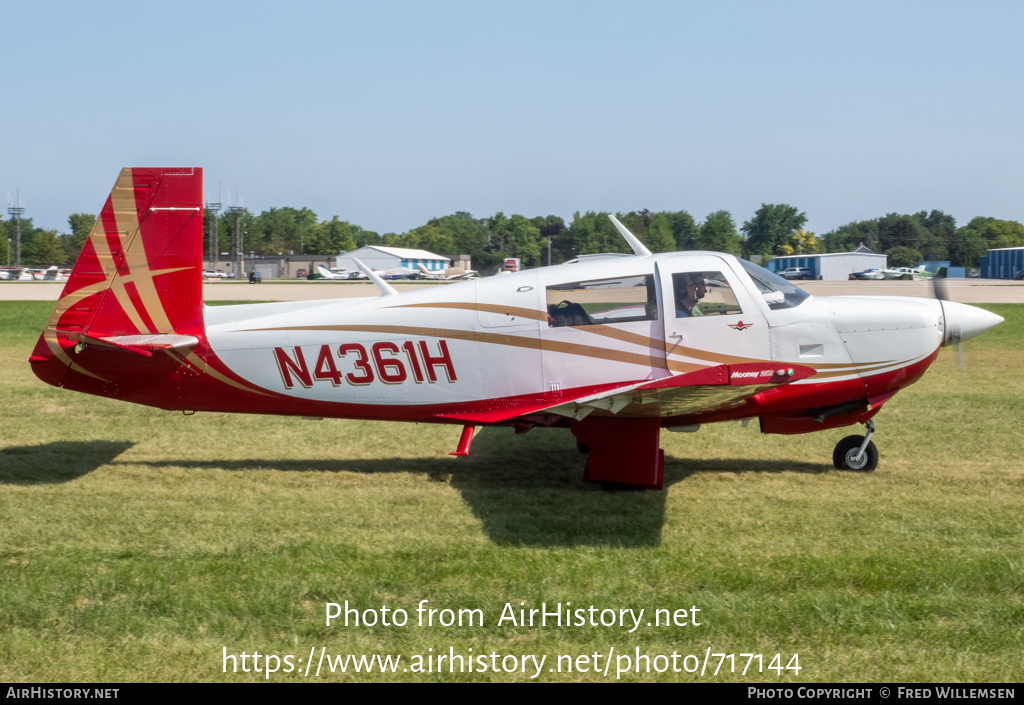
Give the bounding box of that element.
[729,321,753,331]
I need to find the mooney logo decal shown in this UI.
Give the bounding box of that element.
[273,340,457,389]
[730,369,776,379]
[728,321,754,331]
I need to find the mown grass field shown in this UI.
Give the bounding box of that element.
[1,300,1021,682]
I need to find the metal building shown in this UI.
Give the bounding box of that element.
[980,247,1024,279]
[336,246,451,274]
[767,252,887,281]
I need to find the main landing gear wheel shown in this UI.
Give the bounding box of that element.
[833,435,878,471]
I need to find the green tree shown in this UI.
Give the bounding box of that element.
[507,214,543,266]
[778,230,819,256]
[307,217,359,254]
[948,224,988,268]
[567,211,625,257]
[531,215,567,265]
[423,212,494,267]
[250,206,318,255]
[482,212,543,265]
[618,210,675,253]
[962,217,1024,249]
[877,213,924,253]
[24,229,66,266]
[67,213,95,254]
[645,213,677,252]
[885,245,922,268]
[666,210,699,250]
[405,224,456,255]
[698,211,741,254]
[822,219,879,253]
[741,204,807,256]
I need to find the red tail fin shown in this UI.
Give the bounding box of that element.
[31,168,203,386]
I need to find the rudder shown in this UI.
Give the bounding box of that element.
[30,167,204,386]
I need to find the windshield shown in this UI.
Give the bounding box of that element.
[739,259,811,310]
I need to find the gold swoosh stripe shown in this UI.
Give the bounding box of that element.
[113,170,180,334]
[392,301,667,352]
[165,349,274,397]
[366,301,901,373]
[808,359,918,380]
[107,171,153,334]
[393,301,548,322]
[244,323,677,370]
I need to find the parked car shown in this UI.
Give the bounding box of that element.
[202,270,226,279]
[295,269,308,278]
[1014,270,1024,281]
[778,267,813,280]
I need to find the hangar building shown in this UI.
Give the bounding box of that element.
[336,246,451,274]
[767,251,887,281]
[980,247,1024,279]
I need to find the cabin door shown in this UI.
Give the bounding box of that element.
[655,254,772,373]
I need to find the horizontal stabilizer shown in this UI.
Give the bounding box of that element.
[62,332,199,358]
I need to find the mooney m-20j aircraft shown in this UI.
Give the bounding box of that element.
[30,168,1003,489]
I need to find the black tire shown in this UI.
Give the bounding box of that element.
[577,440,590,454]
[833,435,878,471]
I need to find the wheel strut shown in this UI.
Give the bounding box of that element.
[851,419,875,465]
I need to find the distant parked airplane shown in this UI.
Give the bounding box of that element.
[416,264,480,280]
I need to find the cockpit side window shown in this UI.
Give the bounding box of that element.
[739,259,811,310]
[671,271,743,317]
[547,274,657,327]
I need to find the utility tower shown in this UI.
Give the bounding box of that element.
[229,205,245,277]
[8,194,25,267]
[206,199,222,269]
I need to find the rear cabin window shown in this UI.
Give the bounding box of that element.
[671,271,743,317]
[547,275,657,327]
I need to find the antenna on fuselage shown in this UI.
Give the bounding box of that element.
[608,215,652,257]
[353,258,398,297]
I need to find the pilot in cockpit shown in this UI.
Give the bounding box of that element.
[674,273,705,317]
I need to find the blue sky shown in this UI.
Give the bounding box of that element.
[3,0,1022,238]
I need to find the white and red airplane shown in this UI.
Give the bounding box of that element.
[30,168,1003,488]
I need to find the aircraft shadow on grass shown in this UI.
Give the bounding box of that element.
[131,431,827,548]
[0,440,135,485]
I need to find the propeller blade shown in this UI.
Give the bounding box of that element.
[931,277,968,387]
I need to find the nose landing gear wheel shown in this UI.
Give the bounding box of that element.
[833,435,878,471]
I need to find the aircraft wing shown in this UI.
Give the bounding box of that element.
[436,363,817,424]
